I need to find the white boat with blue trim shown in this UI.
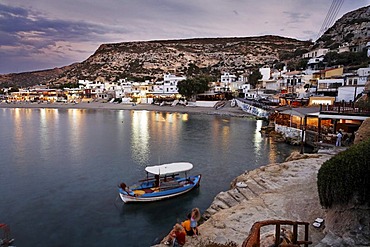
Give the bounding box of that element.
[118,162,201,203]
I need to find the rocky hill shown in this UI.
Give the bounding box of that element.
[0,36,311,88]
[0,5,368,88]
[315,5,370,49]
[68,35,310,81]
[0,65,75,88]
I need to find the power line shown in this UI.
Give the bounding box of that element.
[327,0,343,30]
[317,0,336,39]
[316,0,344,41]
[316,0,342,40]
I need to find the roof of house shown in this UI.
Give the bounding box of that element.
[279,106,321,118]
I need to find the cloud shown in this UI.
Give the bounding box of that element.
[0,2,123,73]
[283,11,311,24]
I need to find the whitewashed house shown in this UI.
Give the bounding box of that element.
[259,67,271,81]
[302,48,329,59]
[163,73,186,94]
[240,84,252,98]
[231,75,247,93]
[63,87,83,102]
[283,71,305,95]
[220,72,237,92]
[131,80,154,104]
[79,80,106,100]
[338,43,350,53]
[337,67,370,102]
[317,78,344,97]
[117,79,134,98]
[105,81,124,99]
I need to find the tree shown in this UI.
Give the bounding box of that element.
[324,50,369,67]
[273,62,285,71]
[177,76,210,100]
[248,69,262,87]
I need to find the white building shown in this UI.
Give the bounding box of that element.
[338,43,350,53]
[317,78,344,96]
[259,67,271,81]
[240,84,251,98]
[306,56,325,71]
[220,72,237,92]
[264,80,279,91]
[337,67,370,102]
[357,67,370,77]
[283,71,305,94]
[302,48,329,59]
[163,73,186,94]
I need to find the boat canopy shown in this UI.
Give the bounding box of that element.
[145,162,193,175]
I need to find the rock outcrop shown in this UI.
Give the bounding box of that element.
[354,117,370,144]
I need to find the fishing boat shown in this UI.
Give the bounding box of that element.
[118,162,201,203]
[0,223,15,247]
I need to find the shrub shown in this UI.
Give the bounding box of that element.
[317,138,370,208]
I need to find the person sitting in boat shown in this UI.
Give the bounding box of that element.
[119,183,135,196]
[164,223,186,246]
[154,174,160,187]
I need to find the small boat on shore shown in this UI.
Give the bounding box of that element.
[118,162,201,203]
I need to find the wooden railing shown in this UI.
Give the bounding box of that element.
[320,102,370,116]
[242,220,312,247]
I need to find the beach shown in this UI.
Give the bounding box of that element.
[0,101,249,117]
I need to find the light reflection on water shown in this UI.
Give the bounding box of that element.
[0,108,302,247]
[131,111,150,166]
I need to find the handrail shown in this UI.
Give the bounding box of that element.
[242,220,312,247]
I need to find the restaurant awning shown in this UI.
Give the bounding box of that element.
[280,107,320,118]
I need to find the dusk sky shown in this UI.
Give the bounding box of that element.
[0,0,369,74]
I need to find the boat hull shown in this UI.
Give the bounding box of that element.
[119,174,201,203]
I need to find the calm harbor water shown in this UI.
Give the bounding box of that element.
[0,108,301,246]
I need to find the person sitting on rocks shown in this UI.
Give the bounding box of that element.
[164,223,186,247]
[181,213,193,236]
[190,208,201,236]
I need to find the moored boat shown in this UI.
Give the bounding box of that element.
[0,223,15,247]
[118,162,201,203]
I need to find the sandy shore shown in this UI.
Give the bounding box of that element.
[0,101,250,117]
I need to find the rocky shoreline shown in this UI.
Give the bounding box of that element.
[155,148,347,247]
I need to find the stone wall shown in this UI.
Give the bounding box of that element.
[275,124,302,144]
